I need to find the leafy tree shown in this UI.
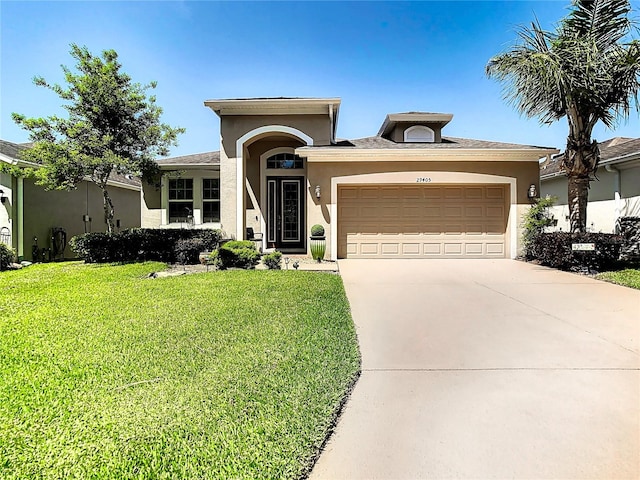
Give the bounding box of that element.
[12,44,184,233]
[487,0,640,233]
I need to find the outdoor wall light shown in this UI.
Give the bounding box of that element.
[315,185,321,199]
[527,184,538,199]
[0,190,6,204]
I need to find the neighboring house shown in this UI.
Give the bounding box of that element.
[143,97,557,260]
[0,139,142,261]
[540,137,640,233]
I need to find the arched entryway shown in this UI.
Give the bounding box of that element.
[236,125,313,251]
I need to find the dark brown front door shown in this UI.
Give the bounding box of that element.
[266,176,305,250]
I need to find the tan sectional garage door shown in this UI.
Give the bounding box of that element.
[337,184,508,258]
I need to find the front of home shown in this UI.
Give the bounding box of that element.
[142,98,557,259]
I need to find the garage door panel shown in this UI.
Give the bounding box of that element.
[402,243,421,255]
[465,187,483,199]
[444,206,463,217]
[423,243,443,255]
[339,187,359,200]
[486,187,505,199]
[403,206,422,217]
[444,243,464,255]
[381,187,402,199]
[487,243,505,255]
[444,187,464,199]
[338,184,507,259]
[486,206,504,217]
[465,206,483,217]
[360,187,380,199]
[465,243,484,255]
[360,243,379,255]
[424,187,443,199]
[381,243,400,255]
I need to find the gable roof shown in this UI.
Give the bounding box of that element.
[301,135,554,151]
[0,139,30,159]
[540,137,640,179]
[156,151,220,167]
[0,139,141,190]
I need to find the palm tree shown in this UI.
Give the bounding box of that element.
[487,0,640,233]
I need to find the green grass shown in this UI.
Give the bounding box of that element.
[0,262,360,479]
[596,268,640,289]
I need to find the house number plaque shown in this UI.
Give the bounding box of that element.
[416,177,432,183]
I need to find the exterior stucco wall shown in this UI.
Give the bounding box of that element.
[23,179,141,261]
[141,182,162,228]
[388,123,443,143]
[220,115,332,159]
[306,160,538,259]
[541,164,640,233]
[142,169,221,230]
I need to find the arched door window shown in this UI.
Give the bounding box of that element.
[266,153,304,169]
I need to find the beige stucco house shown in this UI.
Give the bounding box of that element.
[540,137,640,233]
[142,97,557,259]
[1,140,142,261]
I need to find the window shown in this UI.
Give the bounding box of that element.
[168,178,193,223]
[404,125,435,143]
[266,153,304,169]
[202,178,220,223]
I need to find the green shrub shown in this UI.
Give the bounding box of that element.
[522,197,557,259]
[70,228,222,263]
[215,241,260,270]
[262,251,282,269]
[531,232,624,272]
[174,238,206,265]
[0,244,15,271]
[310,224,325,237]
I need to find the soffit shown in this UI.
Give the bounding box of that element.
[204,97,341,117]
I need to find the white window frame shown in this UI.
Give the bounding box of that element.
[168,178,194,223]
[202,178,220,223]
[404,125,435,143]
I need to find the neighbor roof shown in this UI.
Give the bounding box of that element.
[540,137,640,179]
[0,139,141,189]
[0,139,29,159]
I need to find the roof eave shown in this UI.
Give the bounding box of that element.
[297,146,556,162]
[204,97,342,117]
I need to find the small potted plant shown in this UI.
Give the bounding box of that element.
[310,224,326,262]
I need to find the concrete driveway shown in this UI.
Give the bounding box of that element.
[310,259,639,480]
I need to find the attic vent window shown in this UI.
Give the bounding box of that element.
[404,125,434,143]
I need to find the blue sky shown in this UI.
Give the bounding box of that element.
[1,1,639,157]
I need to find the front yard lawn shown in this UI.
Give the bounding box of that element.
[0,262,360,479]
[596,268,640,289]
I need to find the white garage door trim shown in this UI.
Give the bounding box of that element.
[329,171,518,260]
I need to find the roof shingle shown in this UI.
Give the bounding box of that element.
[540,137,640,178]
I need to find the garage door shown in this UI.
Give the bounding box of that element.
[337,184,508,258]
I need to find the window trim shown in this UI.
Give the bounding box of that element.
[202,178,220,223]
[404,125,435,143]
[168,178,194,223]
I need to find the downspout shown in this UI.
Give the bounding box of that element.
[17,177,24,260]
[605,164,621,221]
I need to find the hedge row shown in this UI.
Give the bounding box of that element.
[70,228,222,263]
[530,232,624,272]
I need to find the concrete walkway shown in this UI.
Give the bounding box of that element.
[310,259,639,480]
